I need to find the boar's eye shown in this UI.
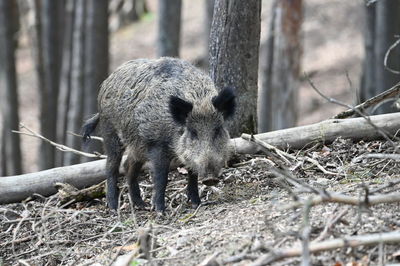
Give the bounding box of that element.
[187,127,198,139]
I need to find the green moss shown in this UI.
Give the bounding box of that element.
[130,260,142,266]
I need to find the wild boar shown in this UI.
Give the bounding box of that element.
[83,57,235,212]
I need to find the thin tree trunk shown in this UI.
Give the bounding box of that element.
[209,0,261,137]
[361,1,400,114]
[82,0,109,161]
[373,1,400,114]
[0,0,22,175]
[84,0,109,118]
[157,0,182,57]
[202,0,214,69]
[38,0,64,170]
[360,3,376,103]
[258,0,303,133]
[56,0,76,166]
[64,0,86,165]
[205,0,215,40]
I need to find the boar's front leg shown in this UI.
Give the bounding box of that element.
[102,125,124,210]
[148,145,171,213]
[187,171,201,208]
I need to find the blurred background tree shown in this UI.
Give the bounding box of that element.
[157,0,181,57]
[258,0,303,133]
[360,0,400,114]
[0,0,22,175]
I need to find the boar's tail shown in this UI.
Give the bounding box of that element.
[82,113,100,144]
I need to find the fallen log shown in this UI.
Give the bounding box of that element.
[1,112,400,204]
[232,112,400,153]
[0,159,109,204]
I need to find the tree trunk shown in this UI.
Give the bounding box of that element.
[157,0,182,57]
[63,0,109,165]
[109,0,148,32]
[2,112,400,204]
[361,1,400,114]
[360,3,375,104]
[56,0,76,166]
[37,0,64,170]
[258,0,303,133]
[200,0,214,70]
[205,0,215,41]
[209,0,261,137]
[82,0,109,161]
[64,0,86,165]
[0,0,22,175]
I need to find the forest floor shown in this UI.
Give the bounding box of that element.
[4,0,400,265]
[1,138,400,265]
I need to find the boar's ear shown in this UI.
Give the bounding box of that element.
[212,88,236,119]
[169,96,193,125]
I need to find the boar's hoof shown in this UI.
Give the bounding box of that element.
[191,202,201,209]
[133,199,150,210]
[155,208,166,216]
[151,204,166,215]
[107,196,119,210]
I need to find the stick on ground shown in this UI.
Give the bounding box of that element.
[250,231,400,265]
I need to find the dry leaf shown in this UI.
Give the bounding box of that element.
[114,243,139,251]
[178,167,188,175]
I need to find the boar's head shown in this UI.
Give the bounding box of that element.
[169,88,235,180]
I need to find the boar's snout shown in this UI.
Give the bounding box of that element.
[196,156,224,179]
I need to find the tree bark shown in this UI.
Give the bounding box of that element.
[361,1,400,114]
[360,3,376,104]
[3,112,400,204]
[56,0,76,166]
[204,0,215,57]
[0,0,22,175]
[0,159,109,204]
[61,0,109,166]
[64,0,86,165]
[235,112,400,154]
[258,0,302,133]
[209,0,261,137]
[84,0,108,122]
[157,0,182,57]
[37,0,64,170]
[82,0,109,162]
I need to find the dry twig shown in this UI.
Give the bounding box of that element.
[282,191,400,210]
[13,123,106,159]
[241,134,339,176]
[250,231,400,265]
[333,81,400,119]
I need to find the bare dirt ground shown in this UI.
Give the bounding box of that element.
[3,0,400,265]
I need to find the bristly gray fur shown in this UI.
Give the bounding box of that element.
[93,57,234,211]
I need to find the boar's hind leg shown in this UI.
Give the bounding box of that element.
[126,161,147,209]
[187,171,201,208]
[148,146,171,213]
[102,125,124,210]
